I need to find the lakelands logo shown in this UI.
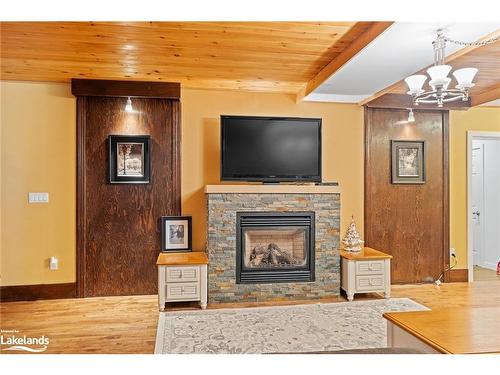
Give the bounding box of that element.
[0,329,49,353]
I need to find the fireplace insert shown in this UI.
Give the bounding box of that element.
[236,212,315,283]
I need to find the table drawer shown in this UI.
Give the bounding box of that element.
[166,266,200,283]
[166,282,200,301]
[356,260,385,275]
[356,275,385,291]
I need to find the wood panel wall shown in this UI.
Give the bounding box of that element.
[364,108,449,284]
[74,80,181,297]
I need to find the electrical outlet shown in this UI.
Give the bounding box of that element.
[450,248,457,258]
[49,256,58,270]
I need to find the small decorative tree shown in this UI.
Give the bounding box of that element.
[341,216,364,252]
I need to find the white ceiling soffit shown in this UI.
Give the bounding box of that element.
[304,22,500,103]
[480,99,500,107]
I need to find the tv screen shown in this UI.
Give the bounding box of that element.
[221,116,322,182]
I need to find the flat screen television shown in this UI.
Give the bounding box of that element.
[221,115,322,182]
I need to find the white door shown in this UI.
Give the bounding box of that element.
[482,139,500,270]
[471,145,484,266]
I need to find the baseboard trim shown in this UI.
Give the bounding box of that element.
[446,269,469,283]
[480,262,497,271]
[0,282,77,302]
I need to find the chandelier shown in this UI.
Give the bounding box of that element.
[404,30,499,107]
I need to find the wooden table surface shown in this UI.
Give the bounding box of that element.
[156,251,208,265]
[384,306,500,354]
[340,247,392,260]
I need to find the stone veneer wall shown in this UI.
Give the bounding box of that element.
[207,193,340,303]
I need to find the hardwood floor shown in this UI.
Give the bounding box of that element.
[474,266,500,282]
[1,281,499,354]
[0,295,159,354]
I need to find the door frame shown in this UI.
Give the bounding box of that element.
[467,131,500,282]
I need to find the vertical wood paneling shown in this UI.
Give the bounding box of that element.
[364,108,449,284]
[78,96,180,297]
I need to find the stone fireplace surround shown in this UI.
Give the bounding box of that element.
[206,185,340,304]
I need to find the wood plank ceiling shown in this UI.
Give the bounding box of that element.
[0,21,376,93]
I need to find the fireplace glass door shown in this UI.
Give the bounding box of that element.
[236,212,315,283]
[243,227,308,269]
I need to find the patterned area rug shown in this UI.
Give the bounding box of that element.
[154,298,428,354]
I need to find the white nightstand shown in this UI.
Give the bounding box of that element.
[340,247,392,302]
[157,252,208,311]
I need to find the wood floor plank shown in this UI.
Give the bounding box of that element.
[474,266,500,282]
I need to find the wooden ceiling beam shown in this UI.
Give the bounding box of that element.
[360,29,500,106]
[296,22,393,102]
[365,93,471,110]
[71,79,180,99]
[471,85,500,106]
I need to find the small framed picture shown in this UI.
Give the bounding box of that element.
[109,135,151,184]
[391,140,426,184]
[161,216,192,252]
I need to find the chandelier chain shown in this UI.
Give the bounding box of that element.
[443,35,500,47]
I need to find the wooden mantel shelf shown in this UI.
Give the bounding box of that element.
[205,184,341,194]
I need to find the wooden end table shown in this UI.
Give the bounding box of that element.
[384,306,500,354]
[156,252,208,311]
[340,247,392,301]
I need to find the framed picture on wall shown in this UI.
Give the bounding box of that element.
[161,216,192,252]
[109,135,151,184]
[391,140,426,184]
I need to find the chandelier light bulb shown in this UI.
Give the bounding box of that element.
[427,65,452,89]
[426,64,452,81]
[125,97,133,112]
[453,68,478,89]
[404,75,427,95]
